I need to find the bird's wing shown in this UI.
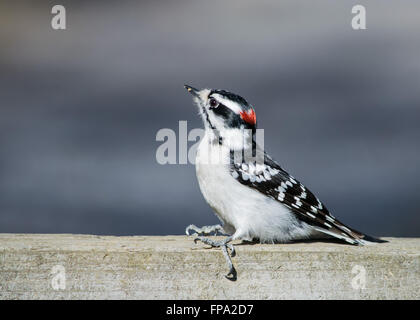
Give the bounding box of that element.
[229,152,365,245]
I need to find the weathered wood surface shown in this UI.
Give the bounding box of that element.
[0,234,418,299]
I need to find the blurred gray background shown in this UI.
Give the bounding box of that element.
[0,0,419,237]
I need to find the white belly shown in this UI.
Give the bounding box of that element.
[195,136,314,243]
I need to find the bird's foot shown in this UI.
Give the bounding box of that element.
[185,224,226,236]
[194,236,237,281]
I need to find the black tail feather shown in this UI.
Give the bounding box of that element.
[362,234,388,243]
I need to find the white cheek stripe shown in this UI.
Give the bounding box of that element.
[211,94,242,114]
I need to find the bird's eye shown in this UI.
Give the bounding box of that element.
[209,98,219,108]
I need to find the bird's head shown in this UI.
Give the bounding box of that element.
[184,85,257,133]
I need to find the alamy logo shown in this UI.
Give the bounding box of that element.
[51,265,66,290]
[155,121,265,165]
[351,265,366,290]
[351,5,367,30]
[51,5,66,30]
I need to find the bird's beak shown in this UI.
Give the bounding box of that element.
[184,84,200,98]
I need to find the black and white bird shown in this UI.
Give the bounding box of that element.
[184,85,384,280]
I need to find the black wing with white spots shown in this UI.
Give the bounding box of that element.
[229,152,366,245]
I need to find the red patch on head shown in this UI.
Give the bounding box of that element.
[239,109,256,125]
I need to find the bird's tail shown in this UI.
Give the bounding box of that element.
[339,224,388,246]
[314,221,388,246]
[357,233,388,245]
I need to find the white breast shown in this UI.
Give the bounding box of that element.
[195,133,314,243]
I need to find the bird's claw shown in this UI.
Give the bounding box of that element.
[226,243,236,257]
[193,236,237,281]
[186,224,224,237]
[192,236,225,247]
[186,224,199,236]
[185,224,198,236]
[225,265,237,281]
[193,236,235,255]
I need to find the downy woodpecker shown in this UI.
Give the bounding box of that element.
[184,85,384,280]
